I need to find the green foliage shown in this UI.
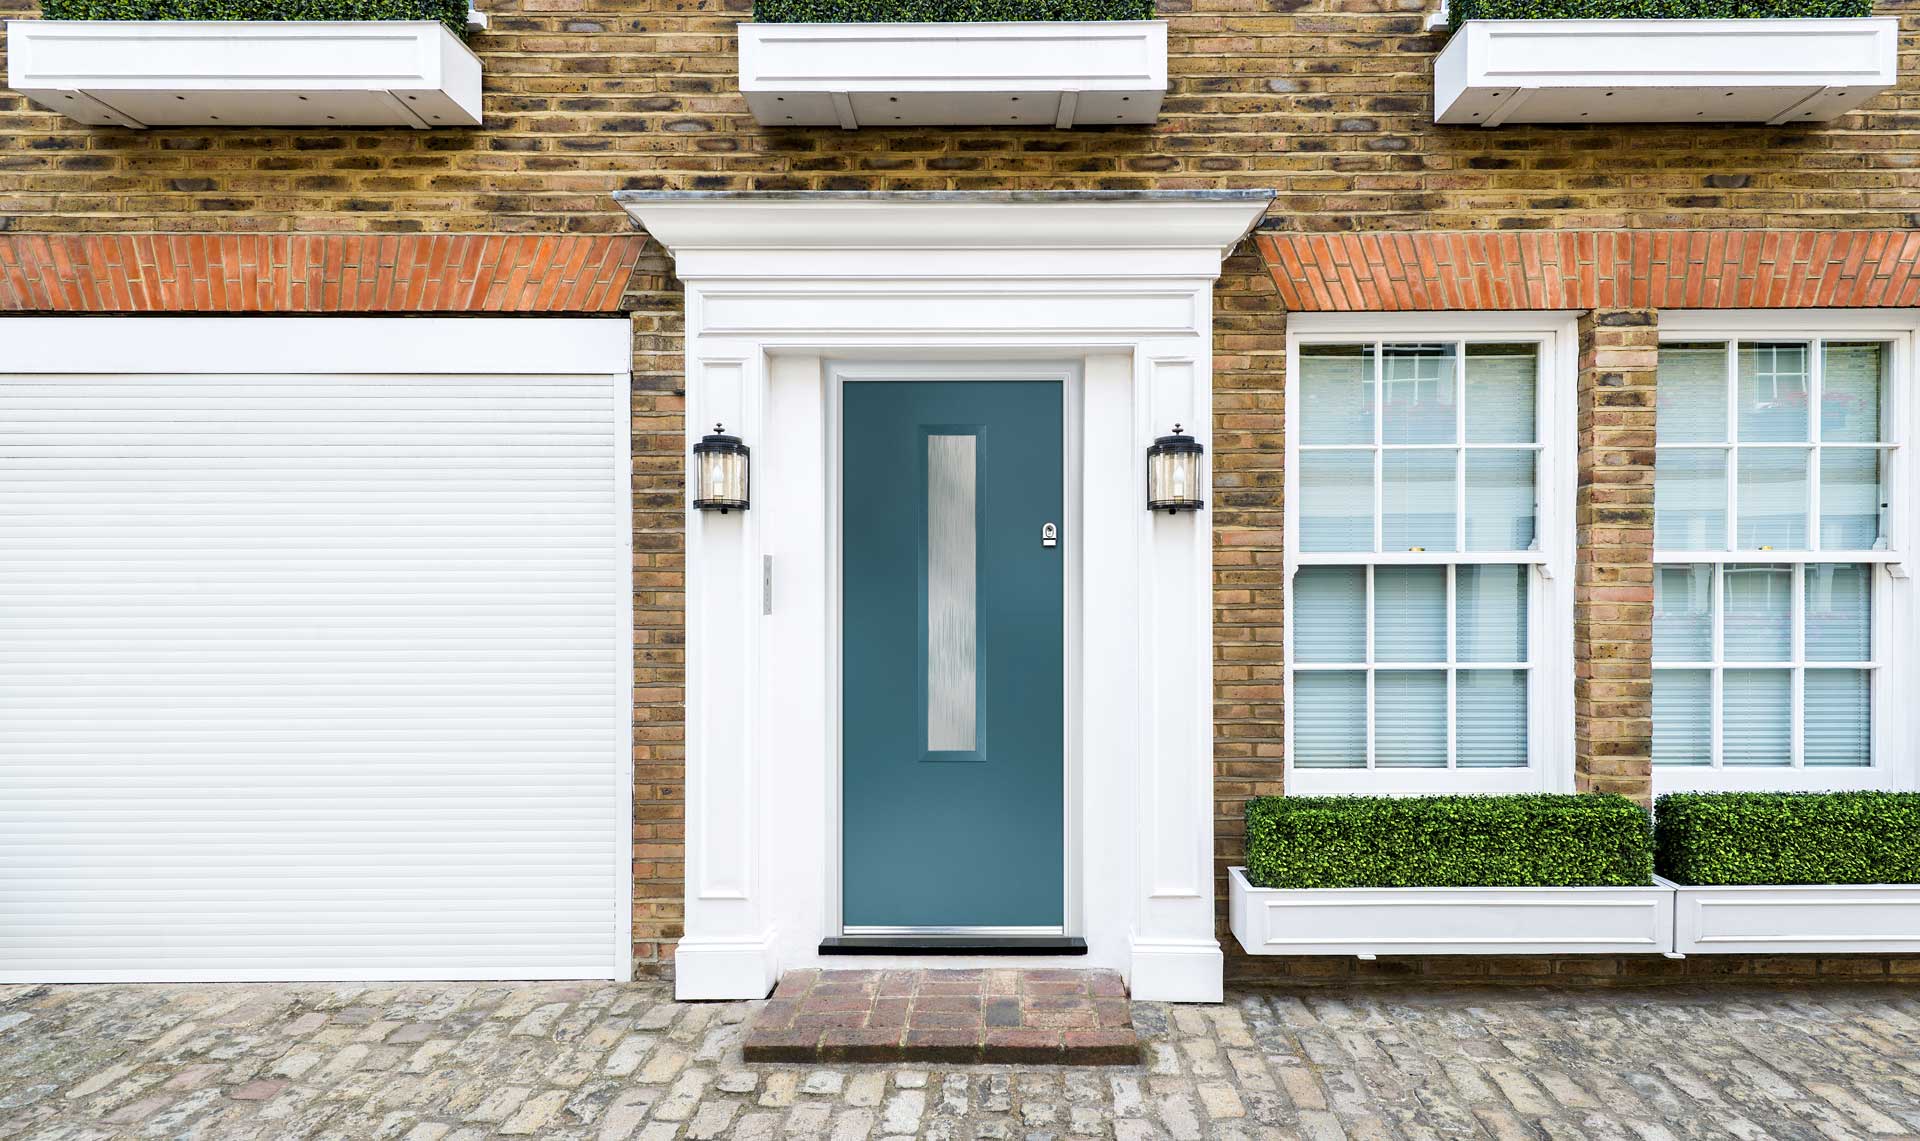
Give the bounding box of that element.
[1656,792,1920,886]
[40,0,472,37]
[1450,0,1873,30]
[753,0,1156,23]
[1243,794,1654,889]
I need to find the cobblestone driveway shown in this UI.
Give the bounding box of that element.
[5,979,1920,1140]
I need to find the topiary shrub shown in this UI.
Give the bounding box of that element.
[1243,793,1654,889]
[1449,0,1873,31]
[1656,791,1920,886]
[40,0,472,37]
[754,0,1157,22]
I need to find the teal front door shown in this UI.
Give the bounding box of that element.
[841,380,1065,930]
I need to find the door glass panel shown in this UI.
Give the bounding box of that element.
[926,434,977,751]
[1737,342,1811,442]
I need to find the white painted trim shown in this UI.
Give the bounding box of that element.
[1663,876,1920,954]
[1282,313,1578,796]
[1229,868,1676,957]
[0,317,634,376]
[674,935,781,1000]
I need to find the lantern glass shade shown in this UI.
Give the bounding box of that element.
[692,424,750,512]
[1147,424,1204,513]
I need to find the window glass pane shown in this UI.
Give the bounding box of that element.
[1736,448,1809,550]
[1819,449,1886,550]
[1291,672,1366,769]
[1821,342,1887,444]
[1373,566,1446,662]
[1653,669,1711,766]
[1723,669,1791,766]
[1300,344,1376,446]
[1381,344,1457,445]
[1658,343,1729,443]
[1299,450,1374,553]
[1457,669,1527,768]
[926,434,977,752]
[1805,563,1871,662]
[1374,670,1447,768]
[1653,564,1713,661]
[1464,449,1535,551]
[1655,449,1727,550]
[1382,450,1456,552]
[1805,669,1871,767]
[1737,342,1811,443]
[1456,564,1527,663]
[1292,566,1366,663]
[1465,343,1536,444]
[1722,564,1792,661]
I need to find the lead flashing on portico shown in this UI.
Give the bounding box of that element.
[612,189,1276,265]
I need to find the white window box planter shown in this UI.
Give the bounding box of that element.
[1434,17,1899,126]
[5,19,482,129]
[737,20,1166,129]
[1665,876,1920,955]
[1229,866,1676,957]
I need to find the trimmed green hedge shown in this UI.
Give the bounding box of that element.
[754,0,1156,22]
[40,0,472,36]
[1450,0,1872,30]
[1244,794,1654,889]
[1656,792,1920,886]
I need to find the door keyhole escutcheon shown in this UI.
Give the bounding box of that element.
[1042,522,1058,549]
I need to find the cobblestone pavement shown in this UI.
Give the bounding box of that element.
[6,979,1920,1140]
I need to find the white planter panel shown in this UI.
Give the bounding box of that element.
[1665,877,1920,955]
[1434,18,1899,126]
[1229,867,1675,957]
[5,20,482,128]
[737,20,1166,129]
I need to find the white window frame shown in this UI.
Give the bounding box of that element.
[1284,312,1578,796]
[1654,310,1920,793]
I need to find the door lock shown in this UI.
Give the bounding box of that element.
[1041,522,1059,549]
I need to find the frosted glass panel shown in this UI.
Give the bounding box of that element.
[926,434,976,752]
[1465,343,1536,444]
[1805,563,1871,661]
[1465,450,1535,551]
[1655,449,1726,550]
[1293,566,1366,663]
[1382,344,1457,445]
[1653,564,1713,661]
[1299,450,1375,552]
[1300,344,1375,446]
[1738,342,1810,442]
[1374,566,1446,662]
[1736,448,1809,549]
[1805,669,1871,767]
[1292,672,1366,769]
[1457,669,1526,768]
[1383,450,1456,552]
[1375,670,1447,768]
[1821,343,1886,443]
[1723,669,1791,766]
[1456,564,1527,663]
[1652,670,1711,766]
[1722,564,1791,662]
[1820,449,1885,550]
[1658,343,1729,443]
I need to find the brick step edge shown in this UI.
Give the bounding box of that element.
[743,1028,1140,1066]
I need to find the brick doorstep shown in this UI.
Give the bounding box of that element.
[742,968,1141,1066]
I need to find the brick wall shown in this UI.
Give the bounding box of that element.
[3,0,1918,978]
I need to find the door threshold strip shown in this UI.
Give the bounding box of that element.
[818,935,1088,955]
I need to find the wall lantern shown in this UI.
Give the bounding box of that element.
[692,423,750,513]
[1146,424,1205,514]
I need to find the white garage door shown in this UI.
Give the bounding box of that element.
[0,318,633,982]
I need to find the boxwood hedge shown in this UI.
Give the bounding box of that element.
[1656,792,1920,886]
[754,0,1156,22]
[1450,0,1872,30]
[41,0,472,36]
[1244,793,1653,889]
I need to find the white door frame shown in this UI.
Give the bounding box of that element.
[618,190,1273,1002]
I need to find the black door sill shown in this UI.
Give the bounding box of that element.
[819,935,1087,955]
